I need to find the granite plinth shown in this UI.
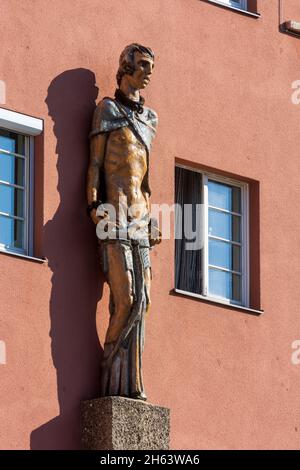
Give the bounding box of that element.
[81,396,170,450]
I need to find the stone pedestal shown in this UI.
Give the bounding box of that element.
[81,396,170,450]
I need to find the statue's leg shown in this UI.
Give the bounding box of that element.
[144,266,151,314]
[100,241,152,400]
[100,241,135,397]
[104,242,134,344]
[131,247,151,400]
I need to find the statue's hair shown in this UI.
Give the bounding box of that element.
[116,43,155,87]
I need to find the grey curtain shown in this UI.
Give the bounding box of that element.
[175,166,202,295]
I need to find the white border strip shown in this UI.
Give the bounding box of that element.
[0,107,43,136]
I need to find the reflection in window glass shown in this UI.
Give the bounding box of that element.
[0,154,25,186]
[0,215,24,249]
[208,180,241,213]
[215,0,247,11]
[208,179,243,304]
[209,268,241,303]
[208,209,241,242]
[0,130,25,155]
[209,239,241,272]
[0,185,24,218]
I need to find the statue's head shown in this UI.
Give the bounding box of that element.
[116,43,155,90]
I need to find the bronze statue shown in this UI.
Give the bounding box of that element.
[87,44,160,400]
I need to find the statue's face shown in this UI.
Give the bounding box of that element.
[127,52,154,90]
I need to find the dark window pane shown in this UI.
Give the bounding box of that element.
[232,244,241,272]
[232,273,242,303]
[0,184,25,217]
[0,215,24,249]
[232,186,241,213]
[232,215,241,243]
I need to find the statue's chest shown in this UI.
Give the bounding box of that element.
[109,126,143,147]
[106,127,147,170]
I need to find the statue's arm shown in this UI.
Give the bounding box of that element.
[141,107,158,204]
[141,176,150,213]
[141,163,162,247]
[87,133,108,225]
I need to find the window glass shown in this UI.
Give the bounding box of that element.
[208,180,241,213]
[208,179,243,303]
[209,239,241,272]
[0,215,24,250]
[209,269,242,303]
[208,209,241,242]
[218,0,247,9]
[0,185,24,218]
[0,128,27,253]
[0,130,25,155]
[0,154,25,186]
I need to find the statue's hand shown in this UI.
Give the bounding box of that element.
[90,208,109,226]
[90,209,100,225]
[149,217,162,247]
[150,232,162,247]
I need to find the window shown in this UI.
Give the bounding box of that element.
[0,107,43,257]
[214,0,247,10]
[226,0,247,9]
[207,0,260,17]
[0,129,31,254]
[175,166,249,307]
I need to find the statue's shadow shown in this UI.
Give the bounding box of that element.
[30,69,104,449]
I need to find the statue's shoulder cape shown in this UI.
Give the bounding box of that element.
[89,97,158,153]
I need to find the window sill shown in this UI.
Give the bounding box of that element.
[172,288,263,316]
[280,24,300,39]
[0,249,46,264]
[207,1,261,19]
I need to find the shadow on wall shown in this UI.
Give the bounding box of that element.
[30,69,104,450]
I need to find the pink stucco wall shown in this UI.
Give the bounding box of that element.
[1,0,300,449]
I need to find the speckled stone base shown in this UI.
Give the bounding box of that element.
[81,396,170,450]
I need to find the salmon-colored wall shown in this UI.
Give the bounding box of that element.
[1,0,300,450]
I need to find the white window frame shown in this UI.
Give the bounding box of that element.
[211,0,248,11]
[176,164,250,308]
[0,108,43,257]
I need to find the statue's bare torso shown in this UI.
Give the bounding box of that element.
[105,126,148,227]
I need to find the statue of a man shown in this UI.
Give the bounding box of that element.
[87,44,160,401]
